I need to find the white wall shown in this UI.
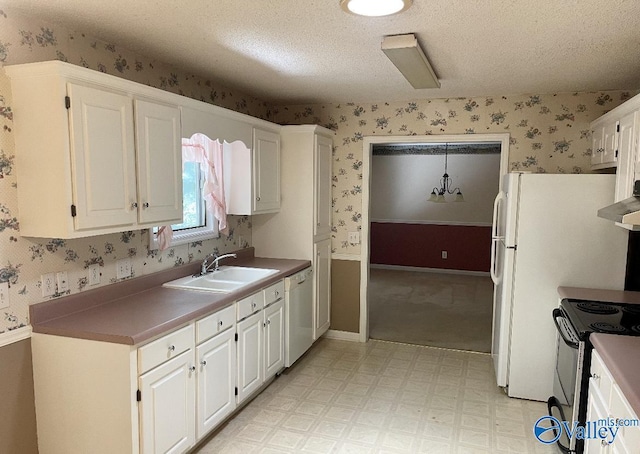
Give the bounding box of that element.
[371,153,501,224]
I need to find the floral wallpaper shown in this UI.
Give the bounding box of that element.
[0,6,637,335]
[0,8,266,334]
[274,91,634,256]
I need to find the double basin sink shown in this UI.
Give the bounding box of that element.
[163,266,279,293]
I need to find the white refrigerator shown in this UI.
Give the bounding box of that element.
[490,173,628,401]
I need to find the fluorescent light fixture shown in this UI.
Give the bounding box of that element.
[340,0,412,17]
[381,34,440,89]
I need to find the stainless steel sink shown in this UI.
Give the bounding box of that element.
[162,266,279,293]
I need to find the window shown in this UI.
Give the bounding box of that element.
[149,135,222,250]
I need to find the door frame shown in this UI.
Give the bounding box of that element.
[358,133,511,342]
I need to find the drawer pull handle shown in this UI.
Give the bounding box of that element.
[275,291,279,297]
[189,365,196,373]
[218,320,224,327]
[168,345,176,352]
[263,322,266,327]
[201,360,207,367]
[601,440,609,447]
[252,302,257,309]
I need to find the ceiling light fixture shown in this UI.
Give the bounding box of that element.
[428,143,464,203]
[381,33,440,89]
[340,0,412,17]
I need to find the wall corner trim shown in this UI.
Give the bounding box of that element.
[323,329,362,342]
[0,326,32,348]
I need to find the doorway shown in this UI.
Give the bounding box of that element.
[359,134,510,351]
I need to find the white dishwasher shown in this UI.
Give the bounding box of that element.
[284,267,314,367]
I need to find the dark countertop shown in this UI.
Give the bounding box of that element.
[591,333,640,417]
[30,248,310,345]
[557,286,640,304]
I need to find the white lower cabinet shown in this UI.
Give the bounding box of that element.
[264,299,285,379]
[237,310,264,403]
[313,238,331,340]
[196,328,236,438]
[587,350,640,454]
[139,350,196,454]
[237,283,285,404]
[31,281,286,454]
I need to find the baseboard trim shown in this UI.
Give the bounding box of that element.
[0,325,32,348]
[369,263,489,277]
[323,329,361,342]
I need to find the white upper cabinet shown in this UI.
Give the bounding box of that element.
[314,134,333,240]
[591,119,618,170]
[134,99,182,225]
[5,61,183,238]
[224,127,281,216]
[67,83,138,231]
[253,128,281,213]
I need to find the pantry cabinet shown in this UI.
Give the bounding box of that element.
[252,125,334,340]
[5,61,183,238]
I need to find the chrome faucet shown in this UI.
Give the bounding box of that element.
[200,253,237,275]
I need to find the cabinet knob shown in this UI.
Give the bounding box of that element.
[275,290,279,297]
[263,322,266,327]
[200,360,207,367]
[131,202,138,209]
[189,365,196,373]
[142,202,149,208]
[317,222,321,226]
[591,373,599,380]
[256,196,261,201]
[218,320,224,327]
[267,320,271,325]
[252,302,257,309]
[601,440,609,447]
[168,345,176,352]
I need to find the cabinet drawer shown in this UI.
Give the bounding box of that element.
[263,280,284,307]
[591,350,614,403]
[139,324,194,374]
[196,305,235,344]
[237,292,265,321]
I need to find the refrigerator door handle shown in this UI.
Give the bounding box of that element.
[492,191,506,239]
[490,238,502,285]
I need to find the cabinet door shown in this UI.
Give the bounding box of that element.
[68,83,137,231]
[602,121,619,165]
[592,125,605,167]
[135,99,183,226]
[313,238,331,340]
[615,113,637,203]
[253,128,280,213]
[196,328,236,439]
[139,350,195,454]
[264,299,284,379]
[314,134,333,239]
[585,385,610,454]
[236,311,263,403]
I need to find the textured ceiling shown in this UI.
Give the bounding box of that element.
[4,0,640,105]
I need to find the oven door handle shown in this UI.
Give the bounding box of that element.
[553,308,579,349]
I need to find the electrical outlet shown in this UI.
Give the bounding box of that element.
[41,273,56,297]
[116,258,132,280]
[348,231,360,244]
[441,251,448,259]
[0,282,9,309]
[89,264,100,286]
[56,271,69,293]
[238,235,244,247]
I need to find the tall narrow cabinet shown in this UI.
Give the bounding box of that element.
[252,125,334,340]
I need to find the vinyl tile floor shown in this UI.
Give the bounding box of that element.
[195,338,556,454]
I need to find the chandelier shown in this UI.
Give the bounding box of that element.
[428,143,465,203]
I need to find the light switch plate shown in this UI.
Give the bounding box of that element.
[0,282,9,309]
[348,231,360,244]
[41,273,56,297]
[56,271,69,293]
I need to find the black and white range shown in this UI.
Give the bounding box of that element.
[548,299,640,454]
